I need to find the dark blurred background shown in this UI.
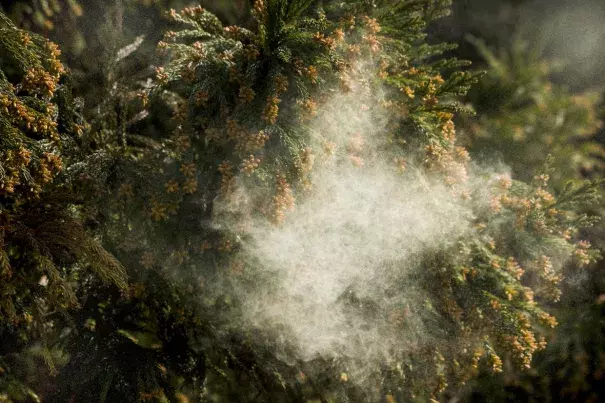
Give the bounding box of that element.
[437,0,605,91]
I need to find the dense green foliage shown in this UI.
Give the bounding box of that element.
[452,19,605,403]
[0,12,126,400]
[0,1,603,402]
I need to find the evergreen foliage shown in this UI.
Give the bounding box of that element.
[0,12,126,401]
[0,1,603,402]
[453,28,605,403]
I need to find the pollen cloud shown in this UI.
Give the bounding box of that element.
[215,67,481,377]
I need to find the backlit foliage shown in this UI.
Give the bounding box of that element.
[129,1,600,401]
[453,31,605,403]
[0,1,602,402]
